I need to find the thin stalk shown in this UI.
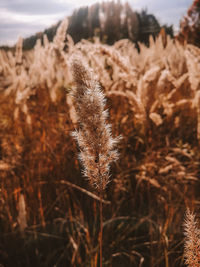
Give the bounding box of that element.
[164,246,169,267]
[70,58,118,266]
[99,187,103,267]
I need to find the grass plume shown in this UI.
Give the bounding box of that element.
[70,57,118,190]
[184,209,200,267]
[70,57,118,266]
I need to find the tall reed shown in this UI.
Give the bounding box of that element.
[184,208,200,267]
[70,57,118,266]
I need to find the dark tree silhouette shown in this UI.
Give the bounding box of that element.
[138,9,161,45]
[67,2,166,46]
[68,6,89,43]
[121,2,140,42]
[88,3,101,37]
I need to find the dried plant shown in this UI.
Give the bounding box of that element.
[53,17,68,50]
[70,58,118,266]
[17,193,27,234]
[70,58,118,190]
[184,209,200,267]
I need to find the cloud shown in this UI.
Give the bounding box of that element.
[0,6,68,45]
[0,22,44,45]
[130,0,191,11]
[0,0,73,45]
[0,7,66,24]
[130,0,191,30]
[0,0,74,15]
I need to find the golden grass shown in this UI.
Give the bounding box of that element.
[0,20,200,266]
[184,209,200,267]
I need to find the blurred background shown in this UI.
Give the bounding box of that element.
[0,0,192,47]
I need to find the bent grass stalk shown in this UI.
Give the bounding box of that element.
[70,58,118,266]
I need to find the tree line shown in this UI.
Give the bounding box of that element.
[22,1,173,50]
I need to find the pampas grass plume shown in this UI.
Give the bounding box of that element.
[184,208,200,266]
[70,57,118,190]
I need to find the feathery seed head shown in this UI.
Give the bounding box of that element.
[53,17,68,49]
[184,208,200,267]
[70,57,118,190]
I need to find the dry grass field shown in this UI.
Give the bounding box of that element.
[0,19,200,266]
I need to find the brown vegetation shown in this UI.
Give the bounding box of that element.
[177,0,200,47]
[184,209,200,267]
[0,18,200,266]
[71,57,119,267]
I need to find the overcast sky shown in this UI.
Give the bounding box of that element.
[0,0,192,46]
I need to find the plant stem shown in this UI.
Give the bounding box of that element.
[99,188,103,267]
